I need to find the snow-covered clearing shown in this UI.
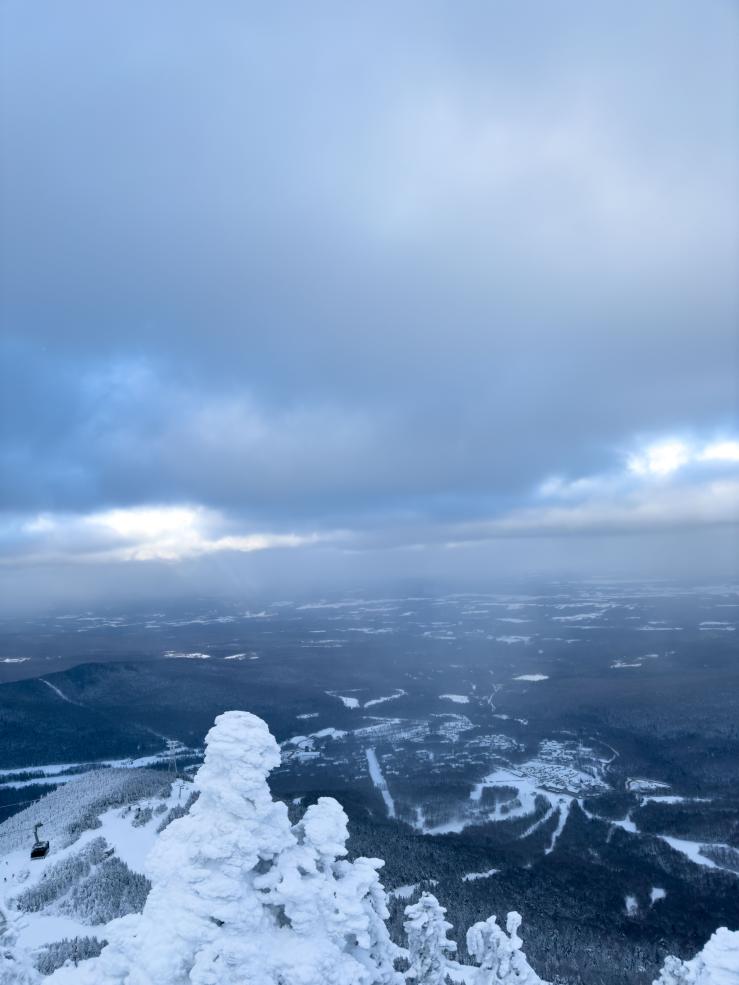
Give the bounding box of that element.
[650,887,666,904]
[514,674,548,682]
[439,694,469,704]
[388,883,418,899]
[364,689,406,708]
[326,691,360,709]
[162,651,211,659]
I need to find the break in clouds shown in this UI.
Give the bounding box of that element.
[1,1,737,606]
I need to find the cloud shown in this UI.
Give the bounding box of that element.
[3,435,736,572]
[3,505,337,566]
[0,1,737,601]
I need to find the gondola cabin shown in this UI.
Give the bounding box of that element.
[30,822,49,860]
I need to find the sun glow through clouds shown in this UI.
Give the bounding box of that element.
[627,440,691,477]
[699,440,739,464]
[626,438,739,478]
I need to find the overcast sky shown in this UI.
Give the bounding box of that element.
[1,1,737,609]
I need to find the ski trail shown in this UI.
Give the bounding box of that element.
[520,805,555,839]
[366,748,396,818]
[545,799,572,854]
[39,678,79,705]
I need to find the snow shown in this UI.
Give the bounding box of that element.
[404,893,456,985]
[627,778,670,793]
[327,692,360,709]
[3,707,734,985]
[313,727,346,740]
[48,710,404,985]
[365,748,396,819]
[658,835,733,870]
[466,912,545,984]
[625,895,639,917]
[39,679,77,704]
[364,689,406,708]
[16,913,93,950]
[545,801,571,855]
[514,674,548,682]
[637,625,683,631]
[162,650,211,659]
[389,884,418,899]
[439,694,469,704]
[613,814,638,834]
[462,869,499,882]
[654,928,739,984]
[496,636,532,644]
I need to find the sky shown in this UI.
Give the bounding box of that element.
[1,1,738,610]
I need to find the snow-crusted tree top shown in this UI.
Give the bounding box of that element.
[47,709,403,985]
[404,892,456,985]
[196,710,281,815]
[654,927,739,985]
[466,911,545,984]
[300,796,350,860]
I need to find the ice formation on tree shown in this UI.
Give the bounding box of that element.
[48,710,403,985]
[404,892,457,985]
[0,905,40,985]
[466,911,545,984]
[652,928,739,985]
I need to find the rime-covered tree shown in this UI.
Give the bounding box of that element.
[404,892,457,985]
[466,911,545,985]
[49,710,402,985]
[652,927,739,985]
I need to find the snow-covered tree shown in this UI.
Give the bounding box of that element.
[466,911,545,984]
[35,936,107,976]
[404,892,457,985]
[653,927,739,985]
[48,710,402,985]
[0,905,40,985]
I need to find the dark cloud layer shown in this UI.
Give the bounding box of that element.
[1,1,737,604]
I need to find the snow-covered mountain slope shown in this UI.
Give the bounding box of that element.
[1,711,736,984]
[0,768,191,971]
[0,768,171,856]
